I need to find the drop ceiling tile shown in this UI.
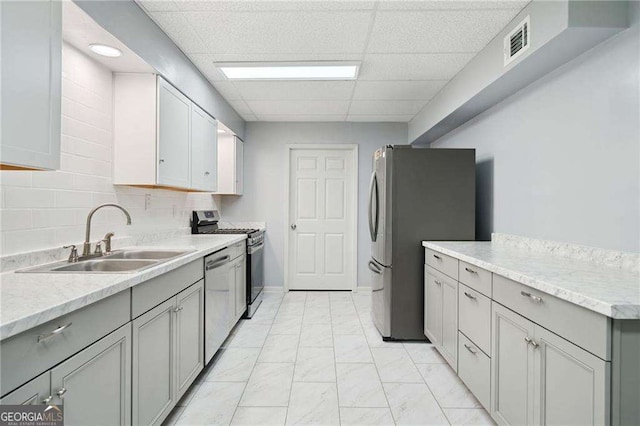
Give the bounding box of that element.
[359,53,474,81]
[213,82,243,100]
[367,9,521,53]
[255,114,347,122]
[148,12,208,54]
[174,1,377,12]
[346,114,414,122]
[352,81,446,100]
[228,99,254,115]
[235,81,355,101]
[247,100,350,115]
[348,100,427,115]
[137,0,178,12]
[242,112,259,121]
[210,53,361,63]
[377,0,530,10]
[184,11,373,55]
[188,54,227,81]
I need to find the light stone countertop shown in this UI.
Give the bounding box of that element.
[422,241,640,319]
[0,234,246,340]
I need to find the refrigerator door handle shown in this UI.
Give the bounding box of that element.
[368,260,382,274]
[368,171,379,242]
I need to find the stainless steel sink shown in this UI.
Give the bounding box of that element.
[16,248,194,274]
[52,259,158,272]
[106,250,188,260]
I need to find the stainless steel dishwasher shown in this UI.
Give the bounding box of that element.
[204,247,232,364]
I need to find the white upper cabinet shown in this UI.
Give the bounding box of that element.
[190,104,218,192]
[216,135,244,195]
[114,74,217,191]
[1,0,61,170]
[157,79,191,188]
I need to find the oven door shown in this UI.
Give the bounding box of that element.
[247,241,264,303]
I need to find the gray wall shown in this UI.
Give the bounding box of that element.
[421,5,640,253]
[221,122,408,288]
[75,0,245,138]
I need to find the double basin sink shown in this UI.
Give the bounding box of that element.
[18,249,193,274]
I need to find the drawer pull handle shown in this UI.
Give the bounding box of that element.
[464,344,477,355]
[37,322,73,343]
[174,306,183,313]
[42,396,53,405]
[520,291,543,303]
[464,267,477,274]
[463,292,476,300]
[524,336,540,348]
[434,280,442,286]
[433,254,441,260]
[56,388,67,399]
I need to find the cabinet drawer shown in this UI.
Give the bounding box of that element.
[425,248,458,280]
[493,274,610,360]
[458,332,491,410]
[458,283,491,355]
[132,259,203,318]
[230,240,246,260]
[458,261,492,297]
[0,290,130,397]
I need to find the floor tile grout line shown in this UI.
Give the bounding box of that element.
[284,291,307,425]
[350,292,397,425]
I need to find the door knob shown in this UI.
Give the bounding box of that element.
[290,224,297,230]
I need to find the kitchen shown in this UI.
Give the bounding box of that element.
[0,1,638,426]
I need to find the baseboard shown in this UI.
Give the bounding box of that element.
[263,286,284,293]
[355,286,372,294]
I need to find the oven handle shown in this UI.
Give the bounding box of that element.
[248,241,264,255]
[205,255,231,270]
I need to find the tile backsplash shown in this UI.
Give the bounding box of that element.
[0,43,218,256]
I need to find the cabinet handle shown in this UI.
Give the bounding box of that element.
[463,291,476,300]
[433,254,441,260]
[37,323,73,343]
[464,267,477,274]
[524,336,539,348]
[205,171,210,176]
[56,388,67,399]
[520,291,543,303]
[42,396,53,405]
[159,159,165,163]
[434,279,442,286]
[464,344,477,355]
[174,306,183,313]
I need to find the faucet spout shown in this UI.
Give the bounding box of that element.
[83,204,132,256]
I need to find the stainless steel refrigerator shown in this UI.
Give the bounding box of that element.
[368,145,475,340]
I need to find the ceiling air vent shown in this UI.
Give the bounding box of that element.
[504,16,530,66]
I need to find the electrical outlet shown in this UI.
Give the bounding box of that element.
[145,194,151,211]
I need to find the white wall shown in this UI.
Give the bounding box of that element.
[221,122,408,288]
[0,43,218,255]
[421,8,640,253]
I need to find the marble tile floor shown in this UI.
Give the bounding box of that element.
[163,291,495,426]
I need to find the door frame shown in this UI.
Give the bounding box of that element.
[284,144,359,292]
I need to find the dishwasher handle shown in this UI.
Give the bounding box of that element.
[205,255,231,270]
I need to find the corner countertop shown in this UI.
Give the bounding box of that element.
[0,234,246,340]
[422,241,640,320]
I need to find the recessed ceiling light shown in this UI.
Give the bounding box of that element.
[218,62,360,81]
[89,44,122,58]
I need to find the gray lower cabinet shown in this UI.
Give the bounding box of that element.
[133,280,204,426]
[229,253,246,329]
[424,265,457,370]
[424,266,443,346]
[0,372,50,406]
[51,324,132,426]
[491,302,608,426]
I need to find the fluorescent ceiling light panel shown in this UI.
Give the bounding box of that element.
[218,62,359,80]
[89,43,122,57]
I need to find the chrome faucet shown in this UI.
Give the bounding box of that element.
[83,204,132,256]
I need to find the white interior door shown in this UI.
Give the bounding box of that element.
[288,146,356,290]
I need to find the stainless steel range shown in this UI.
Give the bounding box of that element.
[191,210,265,318]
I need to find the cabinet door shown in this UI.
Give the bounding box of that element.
[533,326,608,426]
[157,77,191,188]
[441,278,458,370]
[1,0,61,170]
[228,257,239,331]
[234,255,247,321]
[235,137,244,195]
[176,281,204,400]
[491,302,535,426]
[133,299,175,426]
[0,372,50,406]
[50,324,131,426]
[424,267,443,345]
[190,104,218,192]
